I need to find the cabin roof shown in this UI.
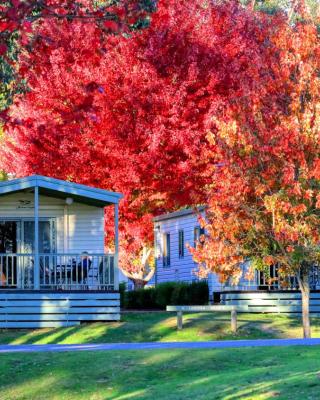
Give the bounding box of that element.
[0,175,123,207]
[153,206,206,222]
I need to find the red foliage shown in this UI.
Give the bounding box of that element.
[191,16,320,286]
[0,0,156,62]
[0,0,296,274]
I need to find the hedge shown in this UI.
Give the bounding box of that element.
[122,281,209,310]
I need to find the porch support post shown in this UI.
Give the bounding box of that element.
[34,186,40,290]
[114,203,119,291]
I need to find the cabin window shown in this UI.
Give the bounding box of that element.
[22,220,56,253]
[194,226,205,247]
[178,230,184,259]
[163,233,170,267]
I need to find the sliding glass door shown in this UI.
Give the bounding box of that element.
[21,220,56,288]
[0,221,18,286]
[0,219,56,288]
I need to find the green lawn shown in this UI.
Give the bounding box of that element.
[0,311,319,345]
[1,313,320,399]
[1,346,320,399]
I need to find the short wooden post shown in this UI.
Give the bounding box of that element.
[177,310,183,330]
[231,309,237,333]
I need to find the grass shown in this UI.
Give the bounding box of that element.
[1,346,320,399]
[0,311,318,345]
[1,313,320,399]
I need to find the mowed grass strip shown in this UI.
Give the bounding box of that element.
[0,312,318,345]
[1,346,320,400]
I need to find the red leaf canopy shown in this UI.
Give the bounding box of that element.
[0,0,289,272]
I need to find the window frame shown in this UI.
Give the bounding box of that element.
[194,226,205,247]
[162,233,171,267]
[178,229,184,259]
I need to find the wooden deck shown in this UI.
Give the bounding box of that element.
[0,291,120,328]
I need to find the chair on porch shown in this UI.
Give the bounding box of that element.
[93,257,114,289]
[72,254,92,288]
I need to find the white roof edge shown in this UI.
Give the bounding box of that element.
[153,206,206,222]
[0,175,123,204]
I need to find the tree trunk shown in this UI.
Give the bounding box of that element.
[250,0,256,10]
[133,279,146,290]
[297,268,311,339]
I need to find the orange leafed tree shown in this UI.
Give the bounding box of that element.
[192,6,320,338]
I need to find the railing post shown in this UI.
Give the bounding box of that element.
[114,203,119,291]
[34,186,40,290]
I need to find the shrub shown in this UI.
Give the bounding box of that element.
[122,280,209,309]
[123,287,157,309]
[119,282,127,308]
[171,282,190,305]
[188,280,209,305]
[154,282,177,308]
[139,288,157,309]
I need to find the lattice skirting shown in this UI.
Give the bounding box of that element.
[220,291,320,313]
[0,291,120,328]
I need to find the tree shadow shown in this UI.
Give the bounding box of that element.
[1,311,320,346]
[0,345,319,400]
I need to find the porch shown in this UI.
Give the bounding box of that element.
[0,175,123,327]
[216,264,320,313]
[219,264,320,292]
[0,253,116,290]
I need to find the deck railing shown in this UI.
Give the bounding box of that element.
[0,253,116,291]
[220,265,320,291]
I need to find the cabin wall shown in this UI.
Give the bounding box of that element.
[0,193,105,254]
[154,212,205,284]
[65,202,104,253]
[153,211,253,300]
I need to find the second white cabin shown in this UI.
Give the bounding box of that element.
[153,208,301,301]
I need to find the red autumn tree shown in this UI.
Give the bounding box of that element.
[0,0,290,287]
[0,0,157,117]
[0,0,156,55]
[192,8,320,338]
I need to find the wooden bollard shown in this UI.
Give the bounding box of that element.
[177,310,183,330]
[231,309,237,333]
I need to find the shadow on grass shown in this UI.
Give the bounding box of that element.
[0,345,320,399]
[0,311,319,346]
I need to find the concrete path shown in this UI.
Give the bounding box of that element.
[1,338,320,353]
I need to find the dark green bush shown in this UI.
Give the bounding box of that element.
[154,282,177,308]
[124,287,157,309]
[119,282,126,308]
[125,289,142,309]
[188,280,209,305]
[122,280,209,310]
[171,282,190,305]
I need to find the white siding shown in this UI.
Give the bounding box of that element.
[154,212,205,284]
[208,273,224,296]
[153,211,254,301]
[0,193,105,254]
[65,202,104,253]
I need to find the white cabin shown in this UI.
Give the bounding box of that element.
[153,207,221,298]
[153,208,320,312]
[0,175,122,328]
[154,208,267,301]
